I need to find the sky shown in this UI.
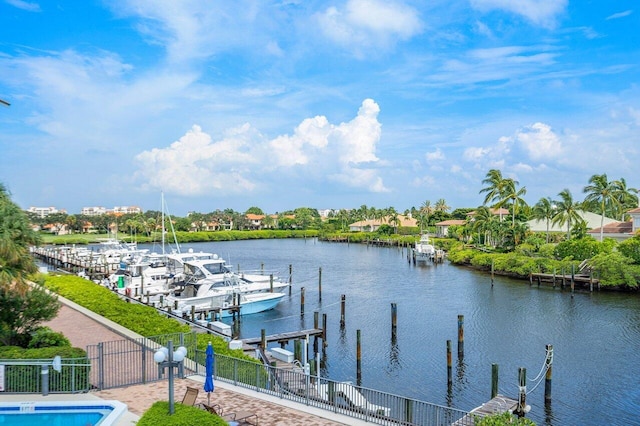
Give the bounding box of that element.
[1,0,639,216]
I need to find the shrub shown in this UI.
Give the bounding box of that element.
[27,326,71,348]
[475,412,536,425]
[537,243,556,259]
[587,252,640,288]
[617,235,640,264]
[554,237,607,261]
[137,401,227,426]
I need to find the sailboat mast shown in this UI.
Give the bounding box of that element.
[161,192,166,255]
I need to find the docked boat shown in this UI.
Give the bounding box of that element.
[176,257,289,296]
[164,276,286,318]
[108,252,171,296]
[412,234,436,263]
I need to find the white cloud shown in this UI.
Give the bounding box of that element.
[5,0,41,12]
[606,10,633,20]
[317,0,422,55]
[470,0,567,28]
[110,1,265,63]
[134,99,388,196]
[515,122,563,160]
[425,148,445,162]
[463,146,490,162]
[134,124,258,196]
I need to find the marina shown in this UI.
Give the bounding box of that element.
[34,238,640,425]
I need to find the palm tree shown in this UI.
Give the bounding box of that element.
[385,207,399,234]
[0,183,41,292]
[434,198,450,213]
[479,169,508,206]
[552,189,584,240]
[471,206,498,246]
[583,174,619,241]
[612,178,639,220]
[420,200,433,234]
[496,178,527,225]
[531,197,556,243]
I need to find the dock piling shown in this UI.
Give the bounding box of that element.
[446,340,452,387]
[356,329,362,386]
[318,267,322,302]
[457,315,464,359]
[391,303,397,339]
[545,344,553,402]
[491,363,499,399]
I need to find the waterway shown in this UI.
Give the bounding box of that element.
[139,238,640,426]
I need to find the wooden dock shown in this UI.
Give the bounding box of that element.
[529,272,599,291]
[242,329,324,346]
[451,395,518,425]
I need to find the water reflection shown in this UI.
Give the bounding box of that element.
[137,239,640,426]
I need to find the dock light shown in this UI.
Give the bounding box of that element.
[154,340,188,414]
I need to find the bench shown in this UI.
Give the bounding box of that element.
[271,347,294,363]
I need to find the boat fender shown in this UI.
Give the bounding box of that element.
[125,287,131,297]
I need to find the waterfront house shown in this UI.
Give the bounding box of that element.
[435,219,467,237]
[348,214,417,232]
[586,207,640,241]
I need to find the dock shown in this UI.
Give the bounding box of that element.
[529,272,599,291]
[451,395,518,425]
[242,329,324,347]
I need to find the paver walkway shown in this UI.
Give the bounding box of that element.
[44,303,355,425]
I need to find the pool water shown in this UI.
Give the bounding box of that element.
[0,401,125,426]
[0,411,105,426]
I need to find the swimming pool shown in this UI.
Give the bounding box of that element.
[0,400,127,426]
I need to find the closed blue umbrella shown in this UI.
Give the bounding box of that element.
[204,341,215,405]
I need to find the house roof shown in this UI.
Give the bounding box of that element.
[349,214,417,228]
[435,219,467,226]
[587,221,633,235]
[467,208,510,217]
[527,211,618,232]
[246,214,265,220]
[627,207,640,214]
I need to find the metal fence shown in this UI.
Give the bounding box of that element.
[0,358,91,394]
[193,349,473,426]
[1,333,473,425]
[86,331,198,390]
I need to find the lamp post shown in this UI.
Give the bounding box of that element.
[154,340,187,414]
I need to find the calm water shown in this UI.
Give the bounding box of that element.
[141,238,640,426]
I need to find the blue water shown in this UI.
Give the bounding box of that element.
[136,238,640,426]
[0,412,104,426]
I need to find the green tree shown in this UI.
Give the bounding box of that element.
[245,206,264,215]
[613,177,639,220]
[495,178,527,226]
[480,169,508,206]
[531,197,556,243]
[0,183,59,347]
[434,198,450,213]
[0,183,41,292]
[583,173,619,241]
[0,284,60,346]
[420,200,433,232]
[552,189,584,240]
[384,207,399,234]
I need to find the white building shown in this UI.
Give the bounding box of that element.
[27,206,63,218]
[81,206,108,216]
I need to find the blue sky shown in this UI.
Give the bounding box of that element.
[1,0,639,216]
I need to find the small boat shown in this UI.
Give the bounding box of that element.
[176,257,289,296]
[412,234,436,263]
[167,289,285,318]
